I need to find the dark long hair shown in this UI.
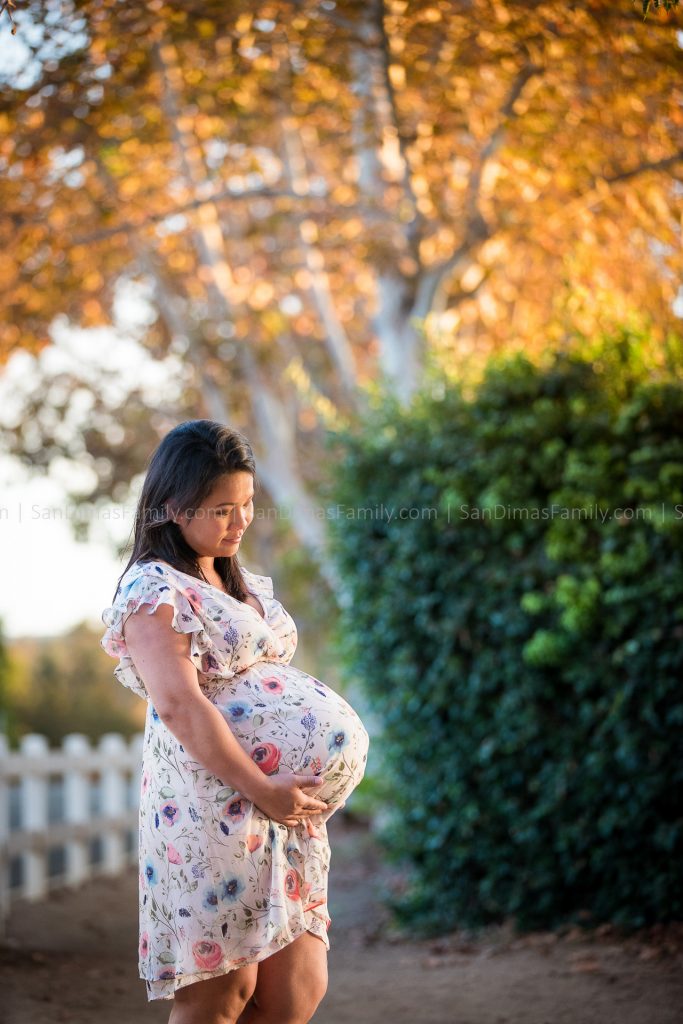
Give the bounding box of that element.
[114,420,258,602]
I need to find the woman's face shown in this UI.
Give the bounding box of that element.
[174,471,255,558]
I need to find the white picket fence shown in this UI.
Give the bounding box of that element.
[0,731,144,932]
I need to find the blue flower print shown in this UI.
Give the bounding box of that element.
[327,728,348,752]
[225,700,253,722]
[220,875,245,903]
[160,800,181,827]
[178,908,191,918]
[301,711,317,730]
[224,626,240,645]
[144,859,158,885]
[202,886,219,912]
[151,706,160,722]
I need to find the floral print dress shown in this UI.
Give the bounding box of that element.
[100,559,369,1002]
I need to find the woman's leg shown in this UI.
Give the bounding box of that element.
[168,962,258,1024]
[237,932,328,1024]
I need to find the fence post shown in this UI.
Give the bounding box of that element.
[99,733,127,875]
[0,734,10,932]
[63,734,91,886]
[20,733,49,900]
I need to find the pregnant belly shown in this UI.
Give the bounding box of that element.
[212,662,369,815]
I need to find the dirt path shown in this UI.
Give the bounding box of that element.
[2,817,682,1024]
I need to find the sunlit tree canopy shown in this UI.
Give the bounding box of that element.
[0,0,681,566]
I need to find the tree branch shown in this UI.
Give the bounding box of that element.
[91,148,231,421]
[150,36,238,319]
[280,109,360,405]
[605,149,683,186]
[414,62,543,318]
[372,0,424,259]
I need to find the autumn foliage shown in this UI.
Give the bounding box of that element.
[1,1,681,571]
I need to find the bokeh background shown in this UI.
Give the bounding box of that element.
[1,1,682,1021]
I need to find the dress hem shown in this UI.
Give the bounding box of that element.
[143,918,331,1002]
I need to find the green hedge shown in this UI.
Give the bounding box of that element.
[324,331,683,934]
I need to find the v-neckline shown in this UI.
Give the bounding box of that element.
[206,579,267,621]
[150,561,268,622]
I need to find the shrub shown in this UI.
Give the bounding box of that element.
[324,330,683,933]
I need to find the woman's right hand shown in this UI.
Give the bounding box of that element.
[254,774,329,827]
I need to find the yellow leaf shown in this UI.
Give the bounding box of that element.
[235,13,252,33]
[389,64,405,89]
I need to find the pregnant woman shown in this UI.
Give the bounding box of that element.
[101,419,369,1024]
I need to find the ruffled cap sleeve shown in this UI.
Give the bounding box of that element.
[100,565,216,700]
[240,566,274,601]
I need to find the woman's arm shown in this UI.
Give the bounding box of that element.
[123,602,328,826]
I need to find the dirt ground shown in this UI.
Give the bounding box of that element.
[1,816,682,1024]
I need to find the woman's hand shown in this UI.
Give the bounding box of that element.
[123,605,330,828]
[254,774,329,827]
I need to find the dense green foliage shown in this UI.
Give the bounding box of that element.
[325,331,683,934]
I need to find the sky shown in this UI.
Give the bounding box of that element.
[0,468,128,638]
[0,280,181,640]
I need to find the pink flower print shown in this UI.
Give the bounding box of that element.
[284,868,301,901]
[306,819,321,839]
[246,834,263,853]
[167,842,182,865]
[261,675,284,695]
[192,940,223,971]
[251,742,281,775]
[301,880,325,912]
[309,756,323,775]
[141,771,149,795]
[184,587,203,610]
[139,932,149,958]
[223,797,247,825]
[160,800,181,827]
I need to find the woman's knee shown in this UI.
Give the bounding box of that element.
[306,968,328,1015]
[243,931,328,1024]
[224,973,259,1017]
[171,966,257,1024]
[254,963,327,1023]
[297,964,327,1017]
